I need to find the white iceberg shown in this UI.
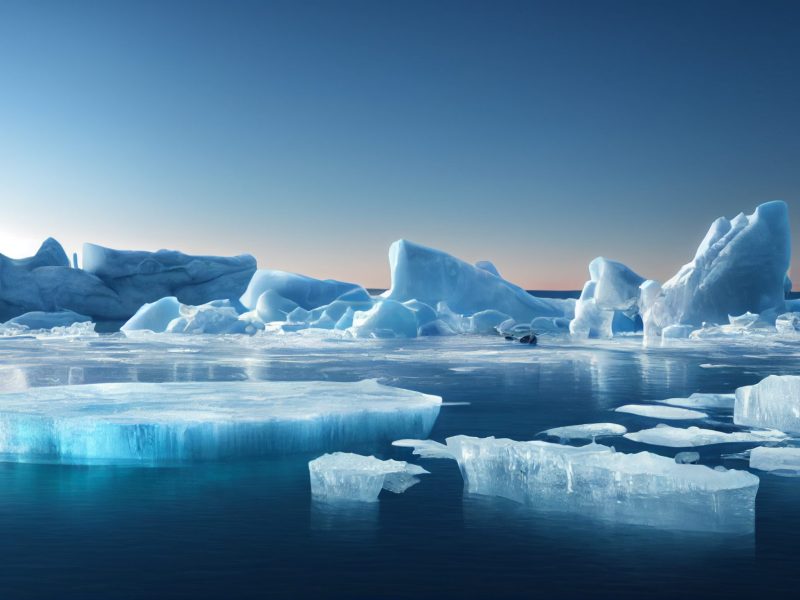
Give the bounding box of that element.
[674,451,700,464]
[624,424,786,447]
[394,435,759,532]
[749,446,800,474]
[309,452,429,502]
[0,380,442,464]
[542,423,627,441]
[735,375,800,433]
[615,405,707,420]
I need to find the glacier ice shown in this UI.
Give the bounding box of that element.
[0,380,442,464]
[4,310,91,330]
[624,424,786,447]
[240,269,364,311]
[384,240,574,323]
[660,393,735,410]
[394,435,759,532]
[542,423,627,441]
[309,452,429,502]
[749,446,800,474]
[734,375,800,433]
[615,405,707,420]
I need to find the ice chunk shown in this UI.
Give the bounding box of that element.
[542,423,627,441]
[675,451,700,464]
[418,319,457,336]
[735,375,800,433]
[348,300,419,338]
[0,380,441,464]
[661,324,693,339]
[775,312,800,335]
[474,260,500,277]
[255,290,299,322]
[394,435,759,532]
[647,201,790,334]
[122,298,261,335]
[309,452,429,502]
[240,269,363,311]
[467,310,511,334]
[660,393,735,410]
[625,424,786,447]
[384,240,573,322]
[393,438,454,459]
[4,310,91,330]
[749,446,800,474]
[121,297,182,333]
[615,405,708,420]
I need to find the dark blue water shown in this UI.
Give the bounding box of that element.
[1,334,799,599]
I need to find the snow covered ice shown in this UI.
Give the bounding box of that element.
[615,405,707,420]
[394,435,759,532]
[542,423,627,441]
[624,424,786,447]
[735,375,800,433]
[0,380,442,464]
[749,447,800,475]
[309,452,429,502]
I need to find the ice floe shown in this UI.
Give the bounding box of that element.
[659,393,735,410]
[624,424,786,447]
[749,446,800,475]
[542,423,627,441]
[615,405,707,420]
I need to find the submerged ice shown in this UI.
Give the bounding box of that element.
[394,435,759,532]
[0,380,442,464]
[309,452,428,502]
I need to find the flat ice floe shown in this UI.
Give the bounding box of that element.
[659,393,735,410]
[309,452,429,502]
[394,435,759,532]
[624,424,786,447]
[0,380,441,464]
[615,405,707,420]
[749,446,800,475]
[542,423,627,441]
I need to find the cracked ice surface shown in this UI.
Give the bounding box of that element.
[0,380,441,464]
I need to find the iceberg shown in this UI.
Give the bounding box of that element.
[542,423,627,441]
[624,424,786,447]
[240,269,364,311]
[309,452,429,502]
[348,300,419,338]
[4,310,91,330]
[384,240,574,323]
[394,435,759,532]
[660,393,735,410]
[615,405,707,420]
[734,375,800,433]
[121,298,262,335]
[0,380,442,464]
[775,312,800,335]
[749,446,800,474]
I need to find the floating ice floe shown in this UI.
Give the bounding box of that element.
[240,270,364,312]
[309,452,429,502]
[121,297,263,335]
[0,380,441,464]
[735,375,800,434]
[542,423,627,441]
[615,405,707,420]
[659,393,735,410]
[748,446,800,475]
[393,435,759,532]
[624,424,786,447]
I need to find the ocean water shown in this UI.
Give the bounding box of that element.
[1,332,799,599]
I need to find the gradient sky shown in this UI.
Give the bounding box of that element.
[1,0,798,289]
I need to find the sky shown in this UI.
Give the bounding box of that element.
[0,0,798,289]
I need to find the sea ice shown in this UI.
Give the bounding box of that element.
[749,446,800,474]
[394,435,759,532]
[121,298,261,335]
[0,380,442,464]
[624,424,786,447]
[734,375,800,433]
[542,423,627,441]
[309,452,429,502]
[615,405,708,420]
[660,393,735,410]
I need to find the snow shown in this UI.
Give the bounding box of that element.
[660,393,735,410]
[0,380,442,464]
[394,435,759,532]
[309,452,429,502]
[615,405,707,420]
[624,424,786,447]
[749,446,800,474]
[240,269,364,311]
[542,423,627,441]
[735,375,800,433]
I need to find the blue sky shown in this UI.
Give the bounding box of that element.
[1,0,798,288]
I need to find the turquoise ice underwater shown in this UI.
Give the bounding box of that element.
[1,200,800,598]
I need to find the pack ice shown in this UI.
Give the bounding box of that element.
[394,436,759,532]
[309,452,429,502]
[0,380,441,464]
[734,375,800,433]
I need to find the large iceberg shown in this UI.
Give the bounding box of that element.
[394,435,759,532]
[734,375,800,433]
[309,452,428,502]
[383,240,574,324]
[0,380,442,464]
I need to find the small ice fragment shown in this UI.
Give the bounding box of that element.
[393,439,454,459]
[542,423,627,441]
[309,452,429,502]
[675,451,700,464]
[624,424,786,447]
[615,405,707,420]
